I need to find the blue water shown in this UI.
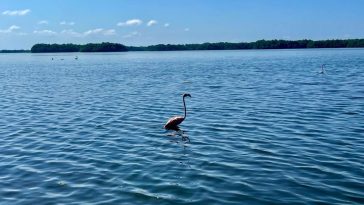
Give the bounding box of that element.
[0,49,363,204]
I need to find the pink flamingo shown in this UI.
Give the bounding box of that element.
[164,93,191,129]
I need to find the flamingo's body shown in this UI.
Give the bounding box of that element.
[164,93,191,129]
[165,116,185,128]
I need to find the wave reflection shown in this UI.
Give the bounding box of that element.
[165,126,190,144]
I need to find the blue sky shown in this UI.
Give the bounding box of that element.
[1,0,364,49]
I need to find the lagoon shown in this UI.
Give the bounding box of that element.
[0,49,363,204]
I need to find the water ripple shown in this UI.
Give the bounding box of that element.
[0,50,364,204]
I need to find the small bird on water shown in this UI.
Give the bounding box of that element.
[164,93,191,129]
[318,64,326,74]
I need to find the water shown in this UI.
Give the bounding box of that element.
[0,49,363,204]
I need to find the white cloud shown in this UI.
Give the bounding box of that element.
[2,9,30,16]
[184,28,190,32]
[0,25,20,33]
[164,23,170,27]
[117,19,142,26]
[83,28,104,36]
[61,29,83,37]
[33,30,57,35]
[147,20,158,27]
[38,20,49,25]
[123,31,140,38]
[103,29,116,36]
[83,28,116,36]
[9,25,20,31]
[33,28,117,37]
[60,21,75,26]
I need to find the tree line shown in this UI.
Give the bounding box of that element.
[5,39,364,53]
[0,49,30,53]
[30,42,127,53]
[129,39,364,51]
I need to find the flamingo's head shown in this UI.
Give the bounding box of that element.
[183,93,191,98]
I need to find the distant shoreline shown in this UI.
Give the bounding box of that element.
[2,47,364,54]
[1,38,364,53]
[0,50,31,53]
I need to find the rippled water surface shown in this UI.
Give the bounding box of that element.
[1,49,364,204]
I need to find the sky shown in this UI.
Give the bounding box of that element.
[1,0,364,49]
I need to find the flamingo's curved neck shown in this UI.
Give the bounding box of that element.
[183,96,187,119]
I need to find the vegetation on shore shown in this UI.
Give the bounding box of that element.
[30,42,127,53]
[0,49,30,53]
[129,39,364,51]
[1,39,364,53]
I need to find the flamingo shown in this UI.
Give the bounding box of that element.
[164,93,191,129]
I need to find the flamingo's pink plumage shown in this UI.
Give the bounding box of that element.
[164,93,191,129]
